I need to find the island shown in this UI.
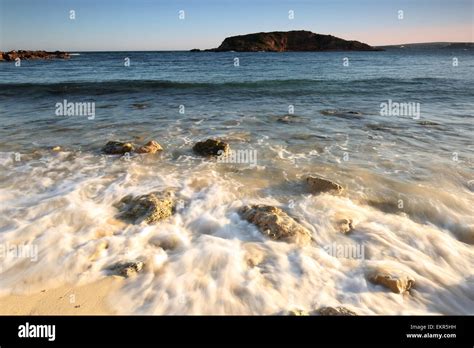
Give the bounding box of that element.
[0,50,70,61]
[192,30,382,52]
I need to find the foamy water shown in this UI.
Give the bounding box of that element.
[0,143,472,314]
[0,50,473,314]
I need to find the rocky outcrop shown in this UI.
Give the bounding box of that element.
[314,306,358,316]
[136,140,163,154]
[115,191,174,224]
[306,176,343,194]
[193,139,230,157]
[0,50,70,61]
[102,141,134,155]
[239,205,312,245]
[335,218,354,234]
[108,260,144,277]
[206,31,381,52]
[369,270,415,294]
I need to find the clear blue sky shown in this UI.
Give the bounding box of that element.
[0,0,472,51]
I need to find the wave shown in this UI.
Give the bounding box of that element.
[0,77,460,96]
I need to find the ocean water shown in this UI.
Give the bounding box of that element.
[0,49,473,314]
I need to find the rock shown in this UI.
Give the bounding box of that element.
[336,218,354,234]
[193,139,230,157]
[314,306,357,316]
[239,204,312,245]
[131,103,148,109]
[190,49,201,52]
[108,261,144,278]
[0,50,70,62]
[418,120,441,126]
[136,140,163,154]
[320,109,363,118]
[102,141,134,155]
[369,271,415,294]
[207,31,381,52]
[306,176,343,194]
[116,191,174,224]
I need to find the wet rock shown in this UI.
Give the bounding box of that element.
[239,205,312,245]
[276,115,304,124]
[102,141,134,155]
[369,271,415,294]
[131,103,148,109]
[336,218,354,234]
[320,109,363,118]
[314,306,357,316]
[306,176,343,194]
[136,140,163,154]
[108,260,144,278]
[116,191,174,224]
[418,120,441,127]
[287,309,310,316]
[193,139,230,157]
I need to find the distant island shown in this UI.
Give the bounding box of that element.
[0,50,70,61]
[376,42,474,49]
[191,30,382,52]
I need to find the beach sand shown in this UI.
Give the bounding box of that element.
[0,277,122,315]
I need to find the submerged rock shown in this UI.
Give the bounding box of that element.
[418,120,441,127]
[136,140,163,154]
[116,191,174,224]
[336,218,354,234]
[306,176,343,194]
[108,260,144,278]
[239,204,312,245]
[314,306,357,316]
[320,109,363,118]
[287,309,310,316]
[102,141,134,155]
[193,139,230,157]
[369,271,415,294]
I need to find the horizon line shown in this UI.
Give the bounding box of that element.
[2,41,473,53]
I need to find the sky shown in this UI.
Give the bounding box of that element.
[0,0,472,51]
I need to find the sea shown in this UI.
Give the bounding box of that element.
[0,48,473,314]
